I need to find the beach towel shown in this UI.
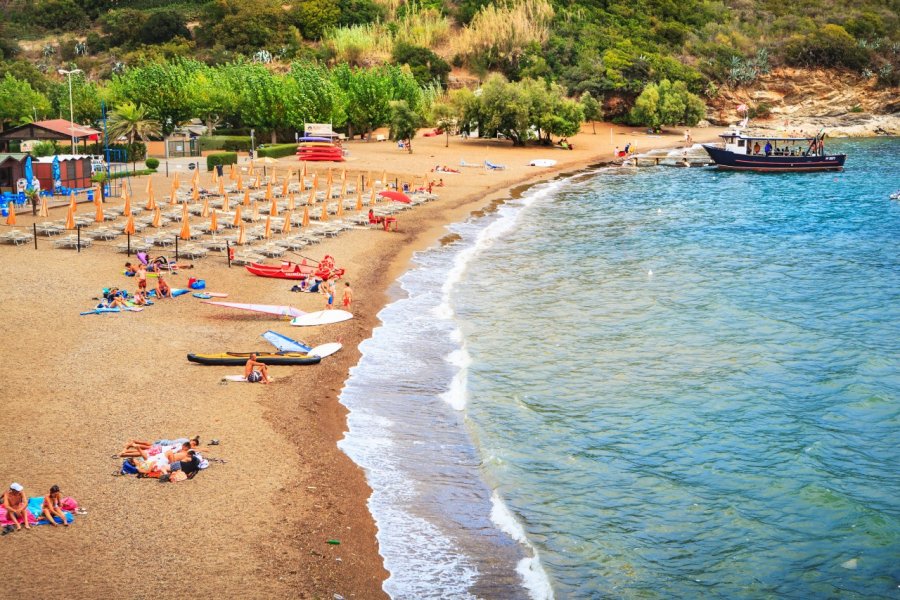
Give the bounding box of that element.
[0,496,76,526]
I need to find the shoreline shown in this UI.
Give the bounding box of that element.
[0,123,726,597]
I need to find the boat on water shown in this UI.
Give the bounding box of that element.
[702,130,846,172]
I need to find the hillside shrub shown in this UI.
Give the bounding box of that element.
[257,144,298,158]
[783,24,870,69]
[145,157,160,169]
[392,42,450,86]
[206,152,237,171]
[139,10,191,45]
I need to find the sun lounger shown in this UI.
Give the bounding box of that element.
[258,244,286,258]
[230,252,265,266]
[485,160,506,170]
[53,235,92,249]
[177,245,209,259]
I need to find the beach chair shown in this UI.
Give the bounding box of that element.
[484,160,506,171]
[459,159,480,168]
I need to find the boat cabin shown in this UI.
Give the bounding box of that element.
[718,132,824,158]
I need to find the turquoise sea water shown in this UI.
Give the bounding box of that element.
[340,138,900,599]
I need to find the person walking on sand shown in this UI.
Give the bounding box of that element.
[3,483,30,530]
[244,353,270,384]
[42,485,68,527]
[342,281,352,308]
[322,278,335,310]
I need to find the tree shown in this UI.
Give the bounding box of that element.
[234,64,289,143]
[284,62,346,132]
[49,74,103,126]
[478,75,532,146]
[198,0,288,54]
[388,100,422,153]
[335,66,394,140]
[629,79,705,128]
[337,0,386,27]
[430,102,456,148]
[190,65,238,136]
[34,0,87,30]
[392,42,451,87]
[108,59,200,136]
[288,0,340,40]
[139,10,191,45]
[0,73,51,132]
[107,101,162,145]
[580,91,602,134]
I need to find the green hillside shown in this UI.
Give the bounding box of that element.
[0,0,897,141]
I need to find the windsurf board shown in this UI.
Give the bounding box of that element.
[309,342,342,358]
[290,310,353,327]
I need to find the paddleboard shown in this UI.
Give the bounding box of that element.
[80,307,121,316]
[290,310,353,327]
[193,293,212,299]
[309,342,342,358]
[222,375,276,382]
[149,288,190,298]
[205,292,229,298]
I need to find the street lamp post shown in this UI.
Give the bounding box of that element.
[58,68,83,154]
[250,129,255,160]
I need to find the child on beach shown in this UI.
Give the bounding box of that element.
[41,485,68,527]
[137,263,147,292]
[124,262,137,276]
[342,282,352,308]
[156,275,172,299]
[322,279,335,309]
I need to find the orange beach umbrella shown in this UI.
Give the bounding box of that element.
[209,209,218,234]
[146,190,156,211]
[281,177,289,197]
[218,178,225,196]
[263,215,272,240]
[320,200,328,222]
[69,190,78,214]
[281,212,292,235]
[222,193,230,213]
[236,174,244,191]
[355,182,363,211]
[270,196,279,217]
[152,208,161,228]
[38,195,49,218]
[265,181,272,200]
[301,162,307,179]
[287,192,295,211]
[336,198,344,218]
[123,212,136,235]
[95,200,104,223]
[146,178,153,195]
[301,205,309,228]
[236,223,246,245]
[243,189,250,207]
[370,186,377,206]
[251,201,260,222]
[65,204,75,230]
[201,197,210,218]
[233,204,243,226]
[307,186,316,206]
[179,211,191,240]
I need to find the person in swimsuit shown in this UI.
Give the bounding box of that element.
[322,278,334,310]
[244,353,270,384]
[164,442,192,464]
[137,263,147,292]
[3,483,30,530]
[342,282,352,308]
[41,485,68,527]
[124,262,137,276]
[132,290,148,306]
[166,450,200,477]
[157,275,172,298]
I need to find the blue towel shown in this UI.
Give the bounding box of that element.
[26,496,73,525]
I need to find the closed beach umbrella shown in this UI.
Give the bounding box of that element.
[146,178,153,195]
[307,186,316,206]
[270,196,279,217]
[169,192,177,206]
[210,209,218,234]
[173,172,180,188]
[312,173,318,190]
[179,210,191,240]
[381,170,387,187]
[370,186,377,206]
[191,167,199,185]
[252,201,260,222]
[51,156,60,189]
[236,174,243,191]
[191,183,199,203]
[65,204,75,229]
[201,197,210,218]
[123,212,135,235]
[326,169,333,189]
[222,193,230,213]
[181,202,189,224]
[122,191,130,217]
[146,189,156,211]
[355,182,363,212]
[243,189,250,207]
[281,177,289,197]
[287,192,295,211]
[70,190,78,214]
[39,195,49,218]
[229,163,236,180]
[5,201,15,225]
[367,171,373,190]
[263,215,272,239]
[95,200,104,223]
[281,212,292,235]
[253,174,260,188]
[212,168,218,184]
[265,181,272,200]
[236,223,246,245]
[320,200,328,222]
[299,174,305,192]
[248,163,255,176]
[336,198,344,218]
[302,205,309,228]
[301,162,307,179]
[152,208,161,228]
[24,156,33,190]
[218,178,225,196]
[233,204,243,226]
[339,177,347,198]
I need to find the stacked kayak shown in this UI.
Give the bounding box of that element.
[297,139,343,162]
[187,351,322,366]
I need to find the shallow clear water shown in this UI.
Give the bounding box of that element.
[340,138,900,599]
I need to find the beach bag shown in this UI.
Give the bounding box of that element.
[121,460,139,475]
[169,471,188,483]
[189,279,206,290]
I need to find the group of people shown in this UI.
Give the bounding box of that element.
[749,140,823,157]
[556,138,575,150]
[119,436,210,481]
[2,482,73,532]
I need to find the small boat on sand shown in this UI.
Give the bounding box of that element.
[245,261,314,280]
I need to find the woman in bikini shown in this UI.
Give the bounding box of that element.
[41,485,68,527]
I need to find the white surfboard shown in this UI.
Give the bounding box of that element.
[529,159,557,167]
[290,310,353,327]
[222,374,276,382]
[309,342,342,358]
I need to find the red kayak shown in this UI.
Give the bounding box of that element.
[245,261,315,280]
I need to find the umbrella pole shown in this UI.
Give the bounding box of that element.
[77,225,81,253]
[33,223,37,250]
[127,232,131,256]
[175,236,179,262]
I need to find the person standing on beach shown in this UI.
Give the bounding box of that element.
[342,282,352,309]
[3,483,30,530]
[137,263,147,293]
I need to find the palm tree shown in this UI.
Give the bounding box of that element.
[107,101,162,145]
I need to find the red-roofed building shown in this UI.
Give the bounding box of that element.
[0,119,101,152]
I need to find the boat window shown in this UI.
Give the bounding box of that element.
[738,140,745,147]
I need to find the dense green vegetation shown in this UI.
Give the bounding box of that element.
[0,0,896,137]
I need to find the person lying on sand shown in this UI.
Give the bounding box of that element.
[165,442,192,464]
[244,354,270,384]
[119,439,153,457]
[125,456,164,477]
[2,483,29,530]
[42,485,68,527]
[162,450,200,478]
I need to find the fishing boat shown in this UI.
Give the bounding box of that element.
[702,130,846,172]
[187,351,322,366]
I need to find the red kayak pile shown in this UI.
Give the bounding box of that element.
[245,256,345,281]
[297,143,344,162]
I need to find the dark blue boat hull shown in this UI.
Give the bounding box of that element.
[702,145,846,172]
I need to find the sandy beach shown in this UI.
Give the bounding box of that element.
[0,123,725,597]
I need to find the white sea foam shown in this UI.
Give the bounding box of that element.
[440,346,472,410]
[490,491,555,600]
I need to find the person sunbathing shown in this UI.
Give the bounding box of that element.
[2,483,29,530]
[157,276,173,299]
[165,442,192,464]
[163,450,200,478]
[125,456,164,477]
[41,485,68,527]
